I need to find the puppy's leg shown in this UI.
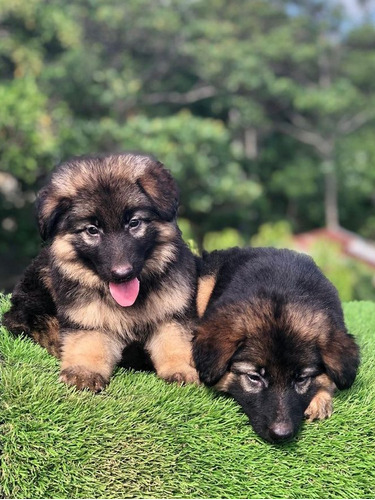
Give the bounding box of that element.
[3,249,60,356]
[59,330,123,392]
[30,316,61,358]
[4,309,61,358]
[305,374,336,421]
[146,321,199,384]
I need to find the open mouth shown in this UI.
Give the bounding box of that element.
[109,278,140,307]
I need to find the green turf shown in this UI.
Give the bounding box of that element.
[1,294,374,499]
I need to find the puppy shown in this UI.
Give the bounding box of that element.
[193,247,360,442]
[3,153,199,391]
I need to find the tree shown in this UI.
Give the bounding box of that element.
[75,111,261,249]
[1,0,375,289]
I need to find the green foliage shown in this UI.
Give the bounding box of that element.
[1,296,375,498]
[0,77,58,182]
[203,227,245,252]
[308,241,375,302]
[250,221,294,248]
[1,0,375,292]
[250,221,375,301]
[309,240,355,302]
[111,112,262,240]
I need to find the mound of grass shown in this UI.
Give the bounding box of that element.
[1,295,374,499]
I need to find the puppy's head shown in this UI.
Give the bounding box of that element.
[37,153,181,304]
[193,300,360,443]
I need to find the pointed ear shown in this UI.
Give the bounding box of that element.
[37,186,71,241]
[320,328,360,389]
[193,314,245,386]
[138,161,179,221]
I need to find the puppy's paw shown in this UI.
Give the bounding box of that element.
[59,366,108,393]
[158,365,200,385]
[305,391,333,421]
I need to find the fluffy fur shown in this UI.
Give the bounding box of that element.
[3,153,199,391]
[193,247,360,443]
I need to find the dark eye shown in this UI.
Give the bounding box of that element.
[295,375,311,386]
[246,373,263,385]
[86,225,99,235]
[129,218,140,229]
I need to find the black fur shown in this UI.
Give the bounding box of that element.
[193,247,360,443]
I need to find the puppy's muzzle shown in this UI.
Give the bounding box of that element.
[110,265,134,282]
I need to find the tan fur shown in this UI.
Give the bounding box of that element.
[144,273,192,320]
[196,275,216,318]
[146,322,199,384]
[59,261,102,288]
[66,301,136,338]
[40,266,53,293]
[154,222,179,243]
[285,304,329,341]
[52,163,89,196]
[66,274,192,338]
[40,195,61,228]
[305,374,336,421]
[143,242,178,275]
[215,372,236,392]
[51,235,102,288]
[51,235,76,261]
[31,317,60,358]
[42,155,151,224]
[229,299,330,342]
[60,330,123,380]
[52,154,149,198]
[139,174,160,200]
[239,299,277,334]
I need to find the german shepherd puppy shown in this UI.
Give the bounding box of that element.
[3,153,199,391]
[193,247,360,443]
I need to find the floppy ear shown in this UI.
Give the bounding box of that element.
[37,186,71,241]
[193,315,245,386]
[320,328,360,390]
[138,161,179,221]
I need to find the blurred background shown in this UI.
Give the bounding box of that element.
[1,0,375,300]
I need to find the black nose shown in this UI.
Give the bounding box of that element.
[110,265,133,282]
[268,422,294,442]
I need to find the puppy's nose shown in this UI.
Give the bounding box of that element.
[268,422,294,441]
[111,265,133,282]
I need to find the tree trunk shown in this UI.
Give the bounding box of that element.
[322,159,340,229]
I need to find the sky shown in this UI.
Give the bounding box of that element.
[339,0,375,22]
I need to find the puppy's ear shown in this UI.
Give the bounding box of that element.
[320,328,360,389]
[193,315,245,386]
[37,186,71,241]
[138,161,179,221]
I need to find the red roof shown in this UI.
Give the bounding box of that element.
[293,227,375,269]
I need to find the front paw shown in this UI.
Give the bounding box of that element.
[59,366,108,392]
[305,391,333,421]
[159,365,200,385]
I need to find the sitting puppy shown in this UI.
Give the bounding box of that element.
[193,247,360,443]
[3,153,199,391]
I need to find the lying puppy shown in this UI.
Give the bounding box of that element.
[193,247,360,443]
[3,153,199,391]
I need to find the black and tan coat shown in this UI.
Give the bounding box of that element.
[4,153,199,391]
[194,247,360,442]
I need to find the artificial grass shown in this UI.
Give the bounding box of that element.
[0,294,374,499]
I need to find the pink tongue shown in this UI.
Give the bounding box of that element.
[109,278,140,307]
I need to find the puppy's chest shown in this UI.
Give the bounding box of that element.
[61,279,192,339]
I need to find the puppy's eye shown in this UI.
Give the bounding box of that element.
[295,375,311,387]
[86,225,99,236]
[129,218,141,229]
[246,373,263,385]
